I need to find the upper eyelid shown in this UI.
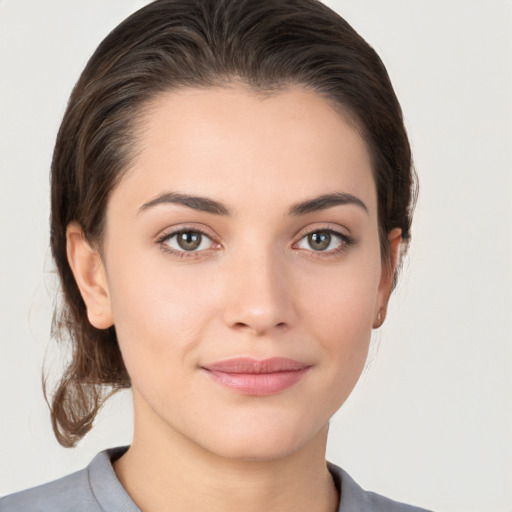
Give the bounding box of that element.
[156,224,217,242]
[161,229,213,243]
[293,224,351,240]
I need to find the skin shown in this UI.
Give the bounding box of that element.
[67,84,401,512]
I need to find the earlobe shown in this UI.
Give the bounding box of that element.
[66,222,114,329]
[373,228,402,329]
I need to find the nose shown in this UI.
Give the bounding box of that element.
[222,249,297,336]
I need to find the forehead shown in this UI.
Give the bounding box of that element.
[115,84,376,216]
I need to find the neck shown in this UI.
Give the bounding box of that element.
[114,399,339,512]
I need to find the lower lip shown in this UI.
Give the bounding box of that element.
[204,368,310,395]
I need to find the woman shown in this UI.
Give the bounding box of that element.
[1,0,430,510]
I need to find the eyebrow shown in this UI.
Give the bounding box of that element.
[139,192,230,216]
[138,191,368,217]
[289,192,368,216]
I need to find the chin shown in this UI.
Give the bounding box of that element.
[192,413,328,462]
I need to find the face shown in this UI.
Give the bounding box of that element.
[72,85,398,461]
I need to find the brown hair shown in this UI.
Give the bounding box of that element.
[48,0,416,447]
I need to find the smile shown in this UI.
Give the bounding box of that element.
[201,357,311,396]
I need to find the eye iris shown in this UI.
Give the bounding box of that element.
[308,231,331,251]
[177,231,202,251]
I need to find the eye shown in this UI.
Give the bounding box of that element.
[296,229,349,252]
[161,229,214,252]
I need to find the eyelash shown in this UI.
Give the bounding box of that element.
[155,226,354,260]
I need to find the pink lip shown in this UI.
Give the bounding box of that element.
[201,358,311,396]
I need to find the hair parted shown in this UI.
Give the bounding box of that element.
[47,0,416,447]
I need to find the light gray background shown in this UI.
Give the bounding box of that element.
[1,1,511,511]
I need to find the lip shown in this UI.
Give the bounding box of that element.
[201,357,311,396]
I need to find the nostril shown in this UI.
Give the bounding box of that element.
[231,320,288,334]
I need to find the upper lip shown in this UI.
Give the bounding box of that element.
[202,357,310,374]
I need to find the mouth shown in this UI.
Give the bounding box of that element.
[201,357,311,396]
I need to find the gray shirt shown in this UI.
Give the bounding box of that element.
[0,447,432,511]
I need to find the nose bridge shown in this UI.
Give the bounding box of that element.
[222,241,295,335]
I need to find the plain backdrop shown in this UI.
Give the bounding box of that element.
[1,1,511,511]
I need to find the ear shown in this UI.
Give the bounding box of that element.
[66,221,114,329]
[373,228,402,329]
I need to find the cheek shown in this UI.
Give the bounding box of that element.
[296,252,382,382]
[313,283,374,376]
[299,256,381,336]
[105,250,219,372]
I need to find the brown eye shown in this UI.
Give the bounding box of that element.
[296,229,350,253]
[162,230,213,252]
[177,231,202,251]
[307,231,332,251]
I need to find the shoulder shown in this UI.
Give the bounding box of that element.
[0,447,133,512]
[328,462,434,512]
[0,468,98,512]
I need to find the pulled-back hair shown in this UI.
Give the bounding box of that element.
[48,0,416,447]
